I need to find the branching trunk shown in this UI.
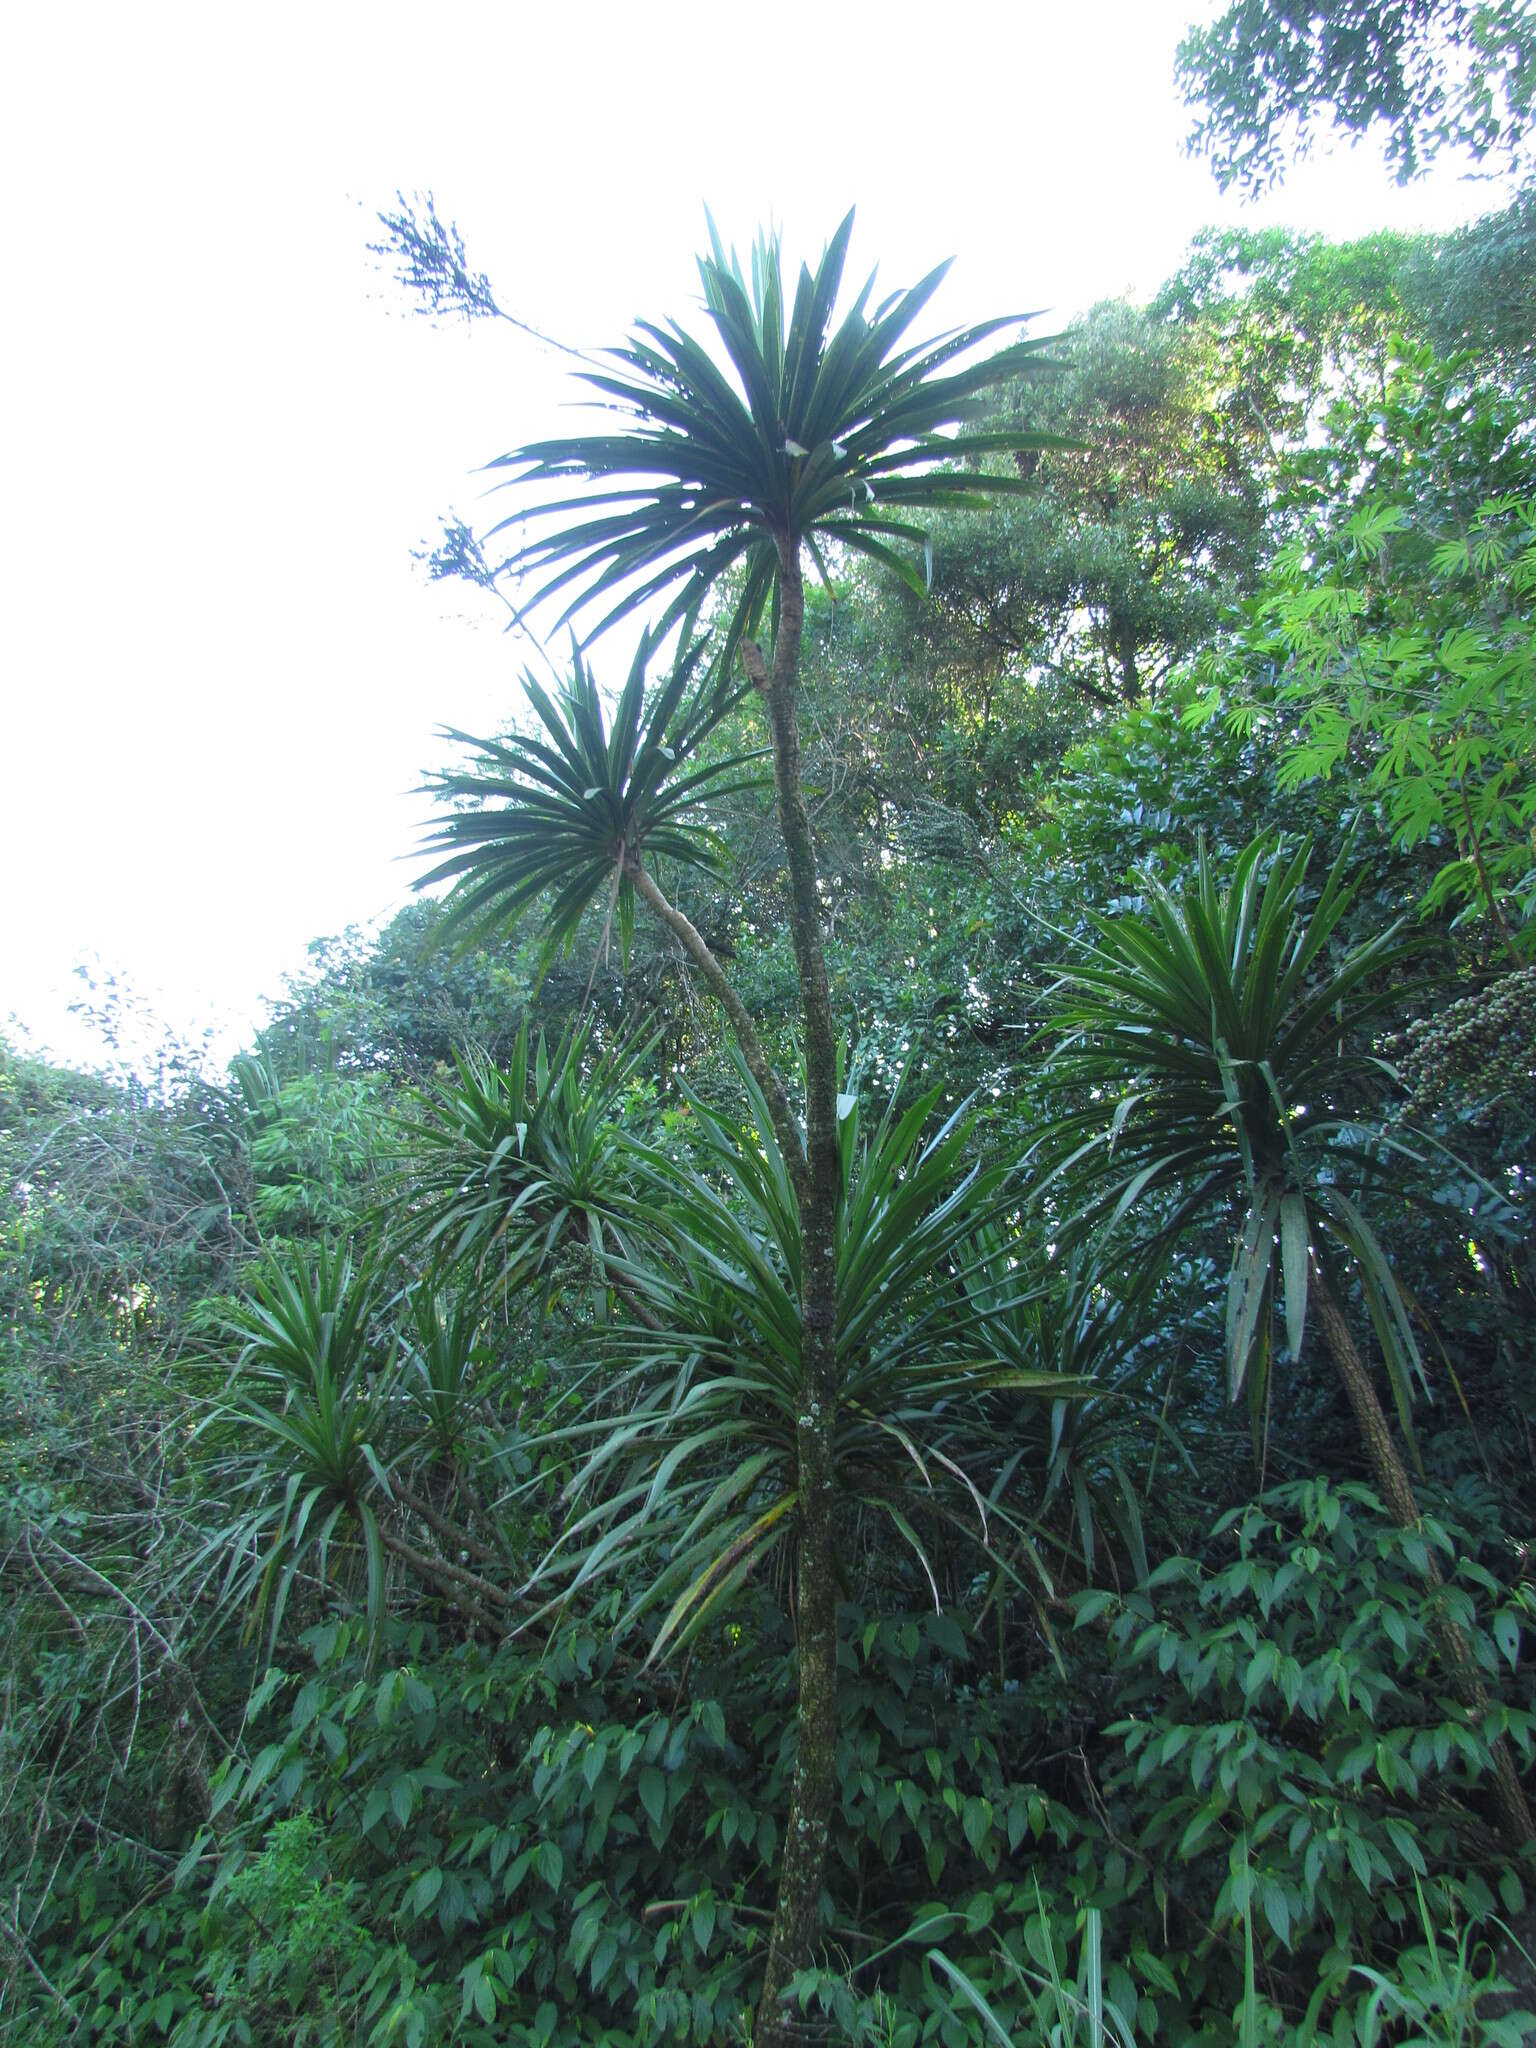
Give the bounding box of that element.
[1310,1258,1534,1849]
[626,857,808,1203]
[381,1527,517,1625]
[391,1476,502,1568]
[754,539,844,2048]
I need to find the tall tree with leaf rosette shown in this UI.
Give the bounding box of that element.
[1042,833,1536,1851]
[410,207,1058,2043]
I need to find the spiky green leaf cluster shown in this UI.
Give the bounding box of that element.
[485,209,1059,651]
[1044,835,1428,1431]
[204,1245,393,1653]
[523,1053,1086,1659]
[392,1013,648,1290]
[399,1280,493,1467]
[418,635,762,961]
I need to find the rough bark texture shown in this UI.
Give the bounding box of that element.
[1310,1257,1534,1849]
[754,540,845,2048]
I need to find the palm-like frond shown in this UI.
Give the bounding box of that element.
[399,1280,495,1467]
[1042,834,1426,1427]
[390,1012,648,1290]
[201,1245,395,1653]
[418,632,764,959]
[485,210,1060,651]
[521,1054,1086,1658]
[970,1234,1172,1585]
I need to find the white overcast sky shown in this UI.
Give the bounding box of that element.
[0,2,1511,1074]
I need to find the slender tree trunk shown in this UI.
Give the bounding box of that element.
[1455,779,1520,965]
[626,857,808,1199]
[1110,613,1140,702]
[753,538,845,2048]
[391,1477,501,1567]
[1310,1258,1534,1849]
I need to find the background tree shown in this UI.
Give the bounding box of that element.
[1178,0,1536,190]
[908,300,1265,711]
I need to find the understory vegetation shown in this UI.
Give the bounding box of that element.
[6,33,1536,2046]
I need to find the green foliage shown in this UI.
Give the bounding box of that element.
[1078,1477,1536,2039]
[482,208,1057,648]
[198,1813,381,2043]
[35,1605,1044,2048]
[925,1904,1139,2048]
[523,1052,1084,1656]
[912,299,1265,711]
[12,191,1536,2048]
[234,1055,390,1237]
[1409,183,1536,407]
[392,1013,646,1291]
[1351,1881,1536,2044]
[398,1281,494,1470]
[0,1047,252,2048]
[208,1244,394,1653]
[1,1039,249,1363]
[1177,322,1536,968]
[1266,493,1536,950]
[967,1237,1163,1587]
[1178,0,1536,190]
[1044,833,1424,1422]
[251,905,535,1084]
[419,635,761,963]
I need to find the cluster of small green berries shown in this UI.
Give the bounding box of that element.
[1397,964,1536,1123]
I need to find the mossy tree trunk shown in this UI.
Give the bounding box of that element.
[751,538,845,2048]
[1310,1256,1534,1851]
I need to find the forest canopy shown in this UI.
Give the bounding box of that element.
[6,25,1536,2048]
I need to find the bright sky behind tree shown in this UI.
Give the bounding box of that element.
[0,1,1513,1073]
